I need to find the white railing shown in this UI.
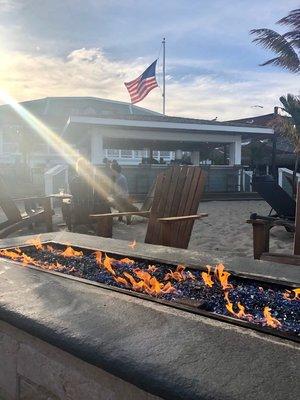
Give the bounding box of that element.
[44,164,69,195]
[278,168,300,197]
[242,170,253,192]
[278,168,300,187]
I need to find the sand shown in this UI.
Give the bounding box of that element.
[0,200,294,258]
[113,200,294,258]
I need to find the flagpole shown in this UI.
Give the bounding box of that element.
[162,37,166,115]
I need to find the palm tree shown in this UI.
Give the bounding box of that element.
[250,9,300,73]
[278,94,300,193]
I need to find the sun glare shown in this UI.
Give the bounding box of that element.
[0,89,111,199]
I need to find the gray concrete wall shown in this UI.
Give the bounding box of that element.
[0,321,161,400]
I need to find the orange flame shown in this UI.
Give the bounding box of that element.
[201,265,214,287]
[19,253,34,265]
[0,249,21,261]
[236,302,253,319]
[186,270,196,280]
[0,248,40,267]
[215,263,232,290]
[283,288,300,301]
[263,307,281,328]
[94,251,103,266]
[114,269,176,296]
[114,276,129,286]
[224,292,253,321]
[103,254,116,275]
[47,261,62,271]
[26,235,43,250]
[128,240,136,249]
[164,265,190,282]
[147,265,157,272]
[61,246,83,257]
[134,268,152,286]
[120,257,135,265]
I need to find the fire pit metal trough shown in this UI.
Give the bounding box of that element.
[0,232,299,400]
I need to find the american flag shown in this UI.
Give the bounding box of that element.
[124,60,158,104]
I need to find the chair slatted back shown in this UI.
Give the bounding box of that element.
[0,176,22,223]
[252,175,295,219]
[145,166,206,248]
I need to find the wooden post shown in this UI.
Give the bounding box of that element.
[42,197,53,232]
[252,221,270,259]
[271,133,277,178]
[149,148,153,164]
[293,182,300,255]
[96,217,113,238]
[223,144,227,165]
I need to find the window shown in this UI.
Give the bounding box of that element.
[160,151,171,158]
[106,149,120,158]
[120,149,133,158]
[133,150,147,158]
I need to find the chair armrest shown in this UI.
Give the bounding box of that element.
[261,252,300,266]
[90,211,150,219]
[247,219,270,225]
[247,218,294,230]
[157,213,208,223]
[14,195,51,202]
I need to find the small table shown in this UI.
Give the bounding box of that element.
[50,193,73,201]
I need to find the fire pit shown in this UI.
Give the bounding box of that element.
[0,232,299,400]
[0,235,299,341]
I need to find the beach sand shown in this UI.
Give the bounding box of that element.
[113,200,294,258]
[0,200,294,258]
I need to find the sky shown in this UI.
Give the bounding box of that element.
[0,0,299,120]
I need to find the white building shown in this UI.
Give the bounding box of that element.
[0,96,273,167]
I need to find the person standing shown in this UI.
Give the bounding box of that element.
[110,163,138,224]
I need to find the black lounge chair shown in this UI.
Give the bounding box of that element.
[251,175,295,220]
[247,175,296,259]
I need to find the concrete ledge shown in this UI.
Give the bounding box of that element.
[1,232,299,285]
[0,246,299,400]
[0,321,161,400]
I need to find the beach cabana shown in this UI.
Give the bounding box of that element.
[62,113,273,166]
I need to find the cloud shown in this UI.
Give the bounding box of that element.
[0,0,22,12]
[0,47,297,120]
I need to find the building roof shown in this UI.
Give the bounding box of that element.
[226,113,276,126]
[0,96,271,129]
[0,96,274,142]
[0,96,161,117]
[227,112,294,153]
[78,112,271,129]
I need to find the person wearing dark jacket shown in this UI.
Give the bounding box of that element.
[68,158,111,233]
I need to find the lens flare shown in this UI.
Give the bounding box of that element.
[0,90,113,201]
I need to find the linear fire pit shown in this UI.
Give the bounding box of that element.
[0,231,299,400]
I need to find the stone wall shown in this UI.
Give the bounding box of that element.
[0,321,161,400]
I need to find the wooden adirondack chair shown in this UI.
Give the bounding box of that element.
[248,181,300,265]
[91,166,208,249]
[0,176,53,238]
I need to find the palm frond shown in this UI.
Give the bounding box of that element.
[279,94,300,122]
[250,28,300,72]
[251,29,289,51]
[260,55,299,72]
[279,95,300,148]
[274,116,300,151]
[278,9,300,30]
[283,31,300,49]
